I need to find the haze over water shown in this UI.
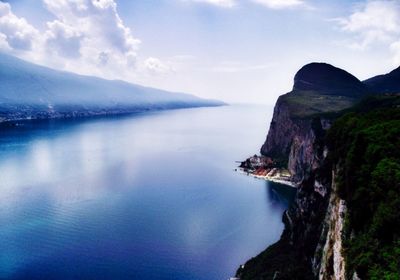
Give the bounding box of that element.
[0,105,295,280]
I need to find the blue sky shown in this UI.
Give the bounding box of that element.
[0,0,399,104]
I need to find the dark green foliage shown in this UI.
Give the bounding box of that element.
[317,94,400,120]
[327,97,400,279]
[236,239,314,280]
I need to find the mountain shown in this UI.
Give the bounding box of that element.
[237,63,400,280]
[363,66,400,94]
[260,63,368,176]
[266,63,369,122]
[293,63,368,97]
[0,53,223,122]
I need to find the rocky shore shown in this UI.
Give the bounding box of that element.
[237,155,295,187]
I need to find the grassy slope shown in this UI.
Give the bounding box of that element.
[280,90,358,119]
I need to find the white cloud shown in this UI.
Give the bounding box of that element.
[337,1,400,65]
[144,57,173,74]
[212,61,272,72]
[189,0,236,8]
[337,1,400,49]
[0,0,169,81]
[0,2,40,51]
[45,20,83,58]
[251,0,306,9]
[187,0,310,9]
[42,0,141,69]
[390,41,400,65]
[0,33,10,51]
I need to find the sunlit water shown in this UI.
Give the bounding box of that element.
[0,105,295,280]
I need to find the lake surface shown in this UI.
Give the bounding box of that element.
[0,105,295,280]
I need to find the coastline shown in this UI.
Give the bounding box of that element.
[235,168,296,188]
[0,103,225,126]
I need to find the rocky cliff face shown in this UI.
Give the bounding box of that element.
[260,96,312,170]
[237,143,335,279]
[260,96,330,183]
[315,170,347,280]
[260,63,366,183]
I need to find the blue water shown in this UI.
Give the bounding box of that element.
[0,105,295,280]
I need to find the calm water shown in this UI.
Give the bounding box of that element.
[0,105,295,280]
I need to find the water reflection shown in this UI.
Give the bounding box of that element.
[0,105,295,280]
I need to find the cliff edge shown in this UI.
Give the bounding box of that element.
[260,63,367,183]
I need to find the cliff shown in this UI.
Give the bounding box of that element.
[260,63,367,183]
[237,63,400,280]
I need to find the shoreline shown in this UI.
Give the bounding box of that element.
[0,104,225,126]
[235,168,297,188]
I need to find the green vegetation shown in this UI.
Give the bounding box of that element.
[281,90,358,119]
[236,239,314,280]
[327,96,400,279]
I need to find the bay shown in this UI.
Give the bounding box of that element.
[0,105,295,280]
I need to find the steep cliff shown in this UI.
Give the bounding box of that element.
[237,63,400,280]
[260,63,367,183]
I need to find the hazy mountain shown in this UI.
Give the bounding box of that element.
[0,53,223,122]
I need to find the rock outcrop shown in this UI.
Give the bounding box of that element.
[261,63,366,183]
[316,170,347,280]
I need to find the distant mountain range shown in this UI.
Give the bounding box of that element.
[0,53,224,123]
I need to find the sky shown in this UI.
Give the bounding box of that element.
[0,0,399,104]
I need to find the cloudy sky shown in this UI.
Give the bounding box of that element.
[0,0,399,104]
